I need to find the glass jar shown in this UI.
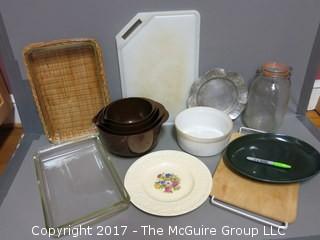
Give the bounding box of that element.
[242,62,291,132]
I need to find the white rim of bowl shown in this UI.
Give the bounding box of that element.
[175,107,233,143]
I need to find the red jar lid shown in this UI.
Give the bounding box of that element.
[262,62,291,79]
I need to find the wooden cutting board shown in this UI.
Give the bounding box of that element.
[211,133,299,223]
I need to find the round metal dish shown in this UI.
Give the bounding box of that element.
[223,133,320,183]
[187,68,247,119]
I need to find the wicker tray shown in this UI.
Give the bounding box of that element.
[24,39,110,143]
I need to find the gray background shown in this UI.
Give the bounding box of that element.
[1,0,320,134]
[1,2,320,239]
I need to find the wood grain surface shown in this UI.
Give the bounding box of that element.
[306,110,320,128]
[211,133,299,223]
[0,126,23,175]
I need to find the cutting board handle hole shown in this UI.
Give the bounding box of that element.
[122,19,142,40]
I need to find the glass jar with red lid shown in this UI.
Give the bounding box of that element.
[243,62,291,132]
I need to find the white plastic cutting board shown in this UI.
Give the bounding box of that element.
[116,11,200,123]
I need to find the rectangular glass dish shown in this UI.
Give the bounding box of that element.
[34,136,129,235]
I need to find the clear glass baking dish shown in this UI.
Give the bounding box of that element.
[34,136,129,236]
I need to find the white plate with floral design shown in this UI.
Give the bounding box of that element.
[124,150,212,216]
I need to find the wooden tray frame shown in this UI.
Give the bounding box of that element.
[24,38,110,143]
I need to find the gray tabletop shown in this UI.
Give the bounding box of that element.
[1,114,320,240]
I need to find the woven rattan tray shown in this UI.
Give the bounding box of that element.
[24,39,110,143]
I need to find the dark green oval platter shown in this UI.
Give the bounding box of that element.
[223,133,320,183]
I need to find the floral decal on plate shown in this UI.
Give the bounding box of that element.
[154,173,181,193]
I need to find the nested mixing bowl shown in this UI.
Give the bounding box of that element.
[94,97,169,157]
[104,97,155,125]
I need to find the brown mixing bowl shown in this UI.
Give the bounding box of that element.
[101,107,160,132]
[96,108,160,135]
[95,98,164,134]
[103,97,155,125]
[97,107,169,157]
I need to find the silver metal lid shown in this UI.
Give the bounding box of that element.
[187,68,248,119]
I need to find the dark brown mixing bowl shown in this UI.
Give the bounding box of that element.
[95,98,165,134]
[102,107,159,132]
[104,97,155,125]
[97,107,169,157]
[97,108,160,135]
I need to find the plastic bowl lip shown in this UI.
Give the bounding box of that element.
[105,97,155,124]
[175,106,233,143]
[97,109,169,136]
[176,127,231,143]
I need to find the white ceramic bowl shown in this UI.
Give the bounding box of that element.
[175,107,233,156]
